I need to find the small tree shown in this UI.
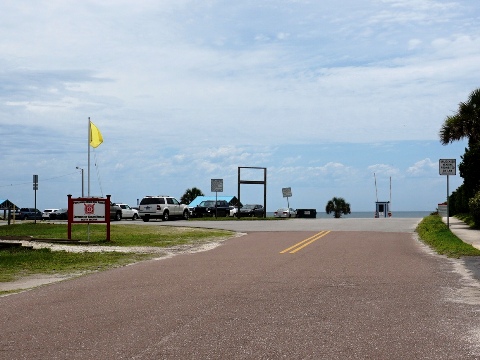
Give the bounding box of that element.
[449,184,469,216]
[468,190,480,227]
[180,187,204,205]
[325,197,351,218]
[458,143,480,203]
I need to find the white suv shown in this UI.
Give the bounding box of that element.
[138,196,189,222]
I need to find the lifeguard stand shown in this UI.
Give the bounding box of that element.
[375,201,391,218]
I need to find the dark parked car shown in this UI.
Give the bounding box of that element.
[49,208,68,220]
[238,204,265,217]
[190,200,231,218]
[10,208,42,220]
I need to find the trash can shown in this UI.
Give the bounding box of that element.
[296,209,317,218]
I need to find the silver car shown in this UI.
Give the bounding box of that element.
[42,208,59,220]
[274,208,297,218]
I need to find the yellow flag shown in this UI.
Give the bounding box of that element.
[90,121,103,148]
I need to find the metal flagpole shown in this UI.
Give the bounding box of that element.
[87,117,91,240]
[88,117,91,197]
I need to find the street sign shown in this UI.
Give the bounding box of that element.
[33,174,39,223]
[439,159,456,228]
[211,179,223,192]
[282,187,292,198]
[439,159,456,175]
[72,199,106,222]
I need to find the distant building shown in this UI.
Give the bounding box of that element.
[375,201,391,218]
[438,203,447,217]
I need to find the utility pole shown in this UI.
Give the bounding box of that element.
[76,167,84,197]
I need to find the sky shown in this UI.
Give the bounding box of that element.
[1,0,479,213]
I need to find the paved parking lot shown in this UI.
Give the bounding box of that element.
[124,217,424,233]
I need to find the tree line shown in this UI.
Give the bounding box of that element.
[440,88,480,225]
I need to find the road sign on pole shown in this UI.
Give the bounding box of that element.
[282,187,292,208]
[282,187,292,198]
[33,175,38,223]
[439,159,456,228]
[211,179,223,218]
[439,159,456,175]
[211,179,223,193]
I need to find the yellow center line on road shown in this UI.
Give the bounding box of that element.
[280,230,331,254]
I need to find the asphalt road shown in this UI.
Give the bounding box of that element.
[124,217,423,233]
[1,218,480,359]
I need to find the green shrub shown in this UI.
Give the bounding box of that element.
[449,184,470,215]
[468,190,480,227]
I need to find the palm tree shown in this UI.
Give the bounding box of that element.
[325,197,351,218]
[439,88,480,146]
[180,187,204,205]
[440,89,480,216]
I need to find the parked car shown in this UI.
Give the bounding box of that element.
[190,200,230,218]
[274,208,297,218]
[10,208,43,220]
[42,208,59,220]
[229,205,239,217]
[49,208,68,220]
[110,202,123,221]
[116,203,139,220]
[139,195,189,222]
[238,204,265,217]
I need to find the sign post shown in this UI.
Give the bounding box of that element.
[67,194,111,241]
[439,159,456,227]
[33,175,38,224]
[282,187,292,208]
[211,179,224,218]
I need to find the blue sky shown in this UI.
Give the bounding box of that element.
[1,0,478,212]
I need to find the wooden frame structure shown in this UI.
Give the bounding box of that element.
[237,167,267,218]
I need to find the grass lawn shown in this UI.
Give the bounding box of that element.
[416,214,480,258]
[0,222,233,246]
[0,223,234,292]
[0,248,154,283]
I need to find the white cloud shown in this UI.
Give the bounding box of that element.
[0,0,476,211]
[368,164,400,176]
[406,158,437,176]
[408,38,422,50]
